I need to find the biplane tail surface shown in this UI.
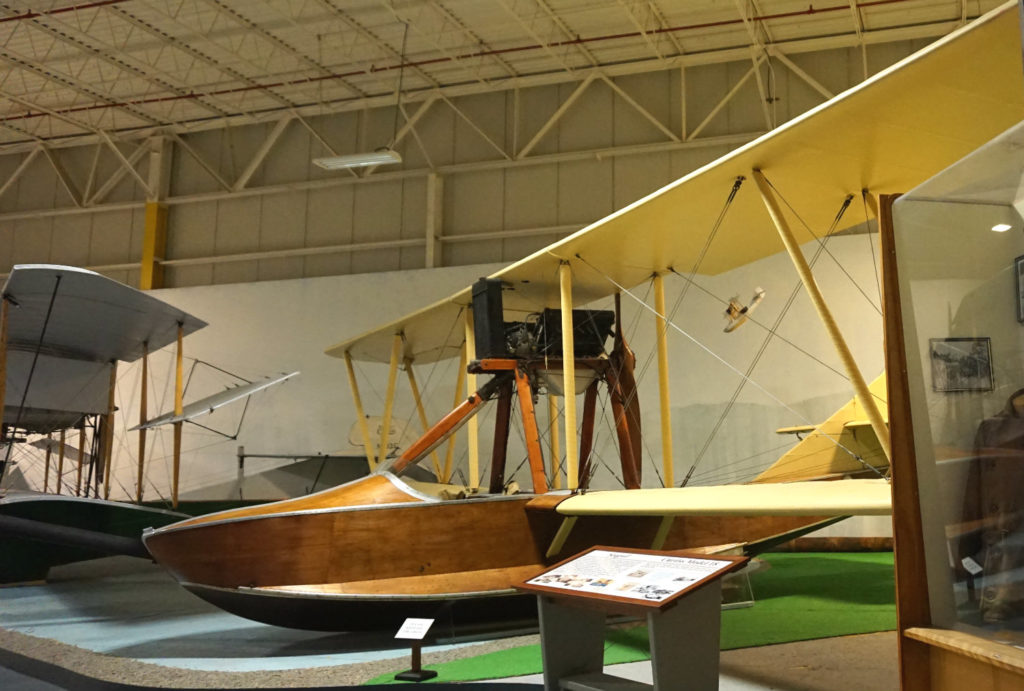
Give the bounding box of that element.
[754,373,890,484]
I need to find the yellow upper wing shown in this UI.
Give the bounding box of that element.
[329,2,1024,364]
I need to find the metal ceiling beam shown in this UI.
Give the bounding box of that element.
[615,0,679,61]
[4,6,230,121]
[88,138,148,205]
[767,47,834,100]
[118,0,296,113]
[40,144,83,206]
[0,145,40,200]
[231,113,292,191]
[383,0,519,86]
[0,130,758,222]
[0,18,967,155]
[0,46,164,130]
[732,0,773,130]
[687,54,765,141]
[314,0,441,91]
[597,74,679,143]
[492,0,577,74]
[202,0,366,104]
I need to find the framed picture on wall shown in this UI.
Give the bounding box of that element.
[1016,255,1024,323]
[929,337,993,392]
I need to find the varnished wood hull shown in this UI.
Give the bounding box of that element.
[144,473,838,631]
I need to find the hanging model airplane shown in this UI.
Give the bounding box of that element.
[143,2,1024,632]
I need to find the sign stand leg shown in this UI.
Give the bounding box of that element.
[649,582,721,690]
[538,596,606,689]
[394,642,438,682]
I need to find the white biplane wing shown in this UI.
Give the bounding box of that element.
[130,371,299,431]
[329,2,1024,366]
[2,264,206,433]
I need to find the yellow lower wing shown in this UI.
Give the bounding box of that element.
[555,479,891,517]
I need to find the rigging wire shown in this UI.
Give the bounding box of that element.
[632,177,745,395]
[574,252,885,482]
[667,269,851,383]
[763,175,882,315]
[586,177,745,487]
[678,194,857,486]
[861,190,884,308]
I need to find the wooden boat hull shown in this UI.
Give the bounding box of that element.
[144,473,837,630]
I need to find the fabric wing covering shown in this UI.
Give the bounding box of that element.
[131,372,299,431]
[555,478,892,516]
[328,1,1024,366]
[2,264,206,433]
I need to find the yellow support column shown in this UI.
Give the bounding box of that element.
[140,202,168,290]
[559,262,579,490]
[406,359,443,478]
[547,394,561,490]
[652,275,674,487]
[344,351,377,470]
[171,324,183,508]
[377,334,403,466]
[464,312,479,488]
[753,170,890,461]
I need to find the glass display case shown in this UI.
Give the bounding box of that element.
[887,120,1024,689]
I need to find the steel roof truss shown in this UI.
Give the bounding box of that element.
[517,72,596,159]
[169,132,231,192]
[88,138,149,206]
[40,145,83,207]
[440,94,511,160]
[383,0,518,86]
[0,145,40,202]
[687,53,766,142]
[597,73,680,143]
[231,113,293,191]
[100,130,152,197]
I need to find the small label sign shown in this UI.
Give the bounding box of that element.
[395,617,434,640]
[961,556,983,576]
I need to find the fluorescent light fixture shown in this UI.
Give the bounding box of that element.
[992,223,1013,232]
[313,148,402,170]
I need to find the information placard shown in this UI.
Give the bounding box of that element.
[395,617,434,640]
[517,546,747,610]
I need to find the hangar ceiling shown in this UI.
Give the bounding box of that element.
[0,0,1004,152]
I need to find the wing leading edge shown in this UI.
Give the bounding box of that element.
[554,478,891,517]
[329,2,1024,365]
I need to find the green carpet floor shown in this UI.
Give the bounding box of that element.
[364,551,896,685]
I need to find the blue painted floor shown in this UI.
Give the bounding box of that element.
[0,557,484,673]
[0,556,893,690]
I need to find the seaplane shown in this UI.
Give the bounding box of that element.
[142,2,1024,631]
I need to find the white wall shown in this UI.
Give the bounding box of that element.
[11,232,888,542]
